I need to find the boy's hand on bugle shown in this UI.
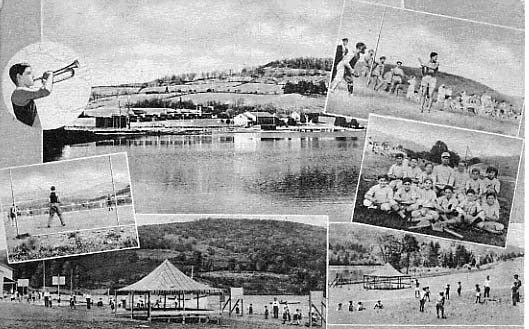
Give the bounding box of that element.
[42,71,54,81]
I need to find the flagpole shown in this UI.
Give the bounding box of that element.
[367,7,387,86]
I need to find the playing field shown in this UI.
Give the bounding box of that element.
[325,82,521,136]
[328,258,523,325]
[0,300,294,329]
[4,206,136,238]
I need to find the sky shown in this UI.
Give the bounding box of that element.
[338,0,524,96]
[368,115,524,158]
[41,0,344,86]
[0,153,130,204]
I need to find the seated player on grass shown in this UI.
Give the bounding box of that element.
[451,189,483,227]
[394,177,420,219]
[480,166,500,202]
[465,168,482,197]
[388,153,407,190]
[410,178,439,224]
[435,185,459,221]
[363,175,399,212]
[404,157,423,186]
[474,192,504,234]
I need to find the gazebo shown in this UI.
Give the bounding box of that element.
[117,259,224,321]
[362,263,411,290]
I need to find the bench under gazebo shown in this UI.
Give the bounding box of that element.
[363,263,411,290]
[116,259,224,322]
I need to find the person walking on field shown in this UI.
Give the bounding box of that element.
[475,284,481,303]
[436,292,446,319]
[484,276,491,299]
[419,52,439,113]
[48,186,65,228]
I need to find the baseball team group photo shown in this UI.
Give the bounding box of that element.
[352,115,523,247]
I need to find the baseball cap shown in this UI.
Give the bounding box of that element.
[396,60,403,64]
[441,152,450,158]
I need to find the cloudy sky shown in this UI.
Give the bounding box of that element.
[42,0,344,86]
[0,153,130,204]
[339,0,524,96]
[368,115,524,158]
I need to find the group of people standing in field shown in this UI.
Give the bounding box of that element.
[330,38,439,113]
[330,38,521,119]
[363,151,505,234]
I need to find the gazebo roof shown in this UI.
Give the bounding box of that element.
[365,263,410,278]
[118,260,223,294]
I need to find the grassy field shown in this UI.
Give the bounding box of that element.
[352,149,516,246]
[6,224,139,263]
[88,77,327,114]
[328,258,523,325]
[325,79,521,136]
[5,206,136,237]
[0,301,294,329]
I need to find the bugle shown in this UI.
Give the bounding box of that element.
[34,60,80,84]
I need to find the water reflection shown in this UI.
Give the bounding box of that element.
[53,133,364,221]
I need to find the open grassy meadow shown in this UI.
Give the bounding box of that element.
[328,258,523,326]
[325,77,521,136]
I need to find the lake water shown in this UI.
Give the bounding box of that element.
[52,132,364,222]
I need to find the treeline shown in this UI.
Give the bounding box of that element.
[283,81,327,96]
[11,219,326,294]
[329,233,523,274]
[263,57,333,71]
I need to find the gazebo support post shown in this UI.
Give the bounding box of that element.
[131,292,134,320]
[147,291,151,321]
[196,292,199,310]
[164,293,166,310]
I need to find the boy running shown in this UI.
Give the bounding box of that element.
[436,292,446,319]
[48,186,65,228]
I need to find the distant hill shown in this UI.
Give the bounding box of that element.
[10,218,326,294]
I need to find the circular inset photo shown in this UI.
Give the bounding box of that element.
[2,41,92,129]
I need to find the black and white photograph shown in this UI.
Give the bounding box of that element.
[352,115,523,247]
[0,0,525,328]
[0,153,138,263]
[0,0,367,222]
[0,214,326,328]
[327,223,524,326]
[326,0,524,136]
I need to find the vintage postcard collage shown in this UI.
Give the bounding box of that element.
[0,0,525,328]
